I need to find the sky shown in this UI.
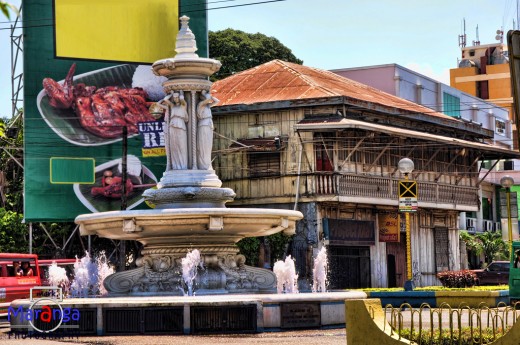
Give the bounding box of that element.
[0,0,518,119]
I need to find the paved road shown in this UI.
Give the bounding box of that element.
[0,327,347,345]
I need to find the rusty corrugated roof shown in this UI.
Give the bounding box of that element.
[211,60,456,121]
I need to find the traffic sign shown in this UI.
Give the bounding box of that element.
[399,180,418,212]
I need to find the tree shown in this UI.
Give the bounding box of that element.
[460,230,508,265]
[476,231,508,264]
[0,1,18,19]
[209,29,303,81]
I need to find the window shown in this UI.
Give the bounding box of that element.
[495,119,506,135]
[442,92,461,117]
[247,152,280,177]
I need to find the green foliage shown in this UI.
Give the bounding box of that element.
[398,326,508,344]
[0,1,18,20]
[236,233,292,267]
[209,29,303,81]
[0,208,28,252]
[459,230,508,264]
[236,237,260,266]
[267,232,291,262]
[359,285,508,292]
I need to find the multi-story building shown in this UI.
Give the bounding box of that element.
[331,64,519,253]
[449,41,513,134]
[210,60,520,288]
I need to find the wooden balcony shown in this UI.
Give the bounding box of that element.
[222,172,478,210]
[316,172,478,208]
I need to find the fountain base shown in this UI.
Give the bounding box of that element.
[9,291,367,335]
[103,253,277,296]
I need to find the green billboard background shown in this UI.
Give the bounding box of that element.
[23,0,208,221]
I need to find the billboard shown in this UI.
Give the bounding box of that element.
[23,0,208,221]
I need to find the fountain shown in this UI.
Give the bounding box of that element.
[273,256,299,294]
[73,17,302,296]
[9,17,366,335]
[312,247,328,293]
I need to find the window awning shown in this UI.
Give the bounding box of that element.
[294,117,520,160]
[229,138,284,152]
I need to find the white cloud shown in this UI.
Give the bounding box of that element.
[404,62,451,85]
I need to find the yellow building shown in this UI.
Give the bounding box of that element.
[450,42,514,145]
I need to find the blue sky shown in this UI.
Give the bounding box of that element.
[0,0,518,119]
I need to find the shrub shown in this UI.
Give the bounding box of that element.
[436,270,477,288]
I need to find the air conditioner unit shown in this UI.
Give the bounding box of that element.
[494,222,502,232]
[484,220,493,232]
[466,218,475,228]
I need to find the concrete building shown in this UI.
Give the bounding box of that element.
[331,64,519,251]
[210,60,520,288]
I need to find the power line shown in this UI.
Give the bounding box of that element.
[0,0,289,31]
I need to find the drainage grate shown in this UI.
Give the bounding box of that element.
[191,305,257,334]
[105,309,141,334]
[104,307,184,335]
[31,308,96,335]
[144,308,183,334]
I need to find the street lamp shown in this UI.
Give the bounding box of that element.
[398,158,415,291]
[500,175,515,252]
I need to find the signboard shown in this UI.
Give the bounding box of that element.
[281,303,321,329]
[500,191,519,218]
[398,180,418,212]
[23,0,208,221]
[55,0,180,64]
[378,213,400,242]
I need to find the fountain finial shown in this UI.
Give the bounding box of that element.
[175,15,198,58]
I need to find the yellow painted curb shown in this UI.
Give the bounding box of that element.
[345,298,520,345]
[346,299,411,345]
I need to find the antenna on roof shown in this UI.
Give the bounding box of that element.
[458,18,467,48]
[473,25,480,46]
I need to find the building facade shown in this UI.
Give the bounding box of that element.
[332,63,519,248]
[210,60,520,288]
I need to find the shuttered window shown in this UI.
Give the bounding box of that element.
[247,152,280,177]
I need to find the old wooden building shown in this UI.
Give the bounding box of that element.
[210,60,519,288]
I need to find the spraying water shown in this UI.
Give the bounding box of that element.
[273,255,298,294]
[96,251,114,296]
[312,246,328,293]
[181,249,203,296]
[70,252,98,297]
[68,251,114,297]
[47,262,70,296]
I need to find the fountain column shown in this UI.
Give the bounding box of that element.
[76,16,303,297]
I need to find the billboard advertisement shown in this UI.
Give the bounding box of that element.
[23,0,208,221]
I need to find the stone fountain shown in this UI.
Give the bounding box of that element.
[76,16,303,296]
[9,17,366,335]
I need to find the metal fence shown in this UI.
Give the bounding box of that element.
[382,302,520,344]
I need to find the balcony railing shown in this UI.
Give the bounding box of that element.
[316,172,478,207]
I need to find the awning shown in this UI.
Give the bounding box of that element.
[294,117,520,160]
[229,138,285,151]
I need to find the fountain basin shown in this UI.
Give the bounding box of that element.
[8,291,366,335]
[77,208,302,247]
[76,208,303,296]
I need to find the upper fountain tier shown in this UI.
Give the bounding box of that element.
[152,15,221,93]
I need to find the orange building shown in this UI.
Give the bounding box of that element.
[450,42,514,145]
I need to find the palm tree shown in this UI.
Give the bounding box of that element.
[475,231,507,264]
[460,230,508,266]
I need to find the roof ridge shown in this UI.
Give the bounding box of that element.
[277,60,338,97]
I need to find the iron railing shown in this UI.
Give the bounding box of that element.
[381,302,520,344]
